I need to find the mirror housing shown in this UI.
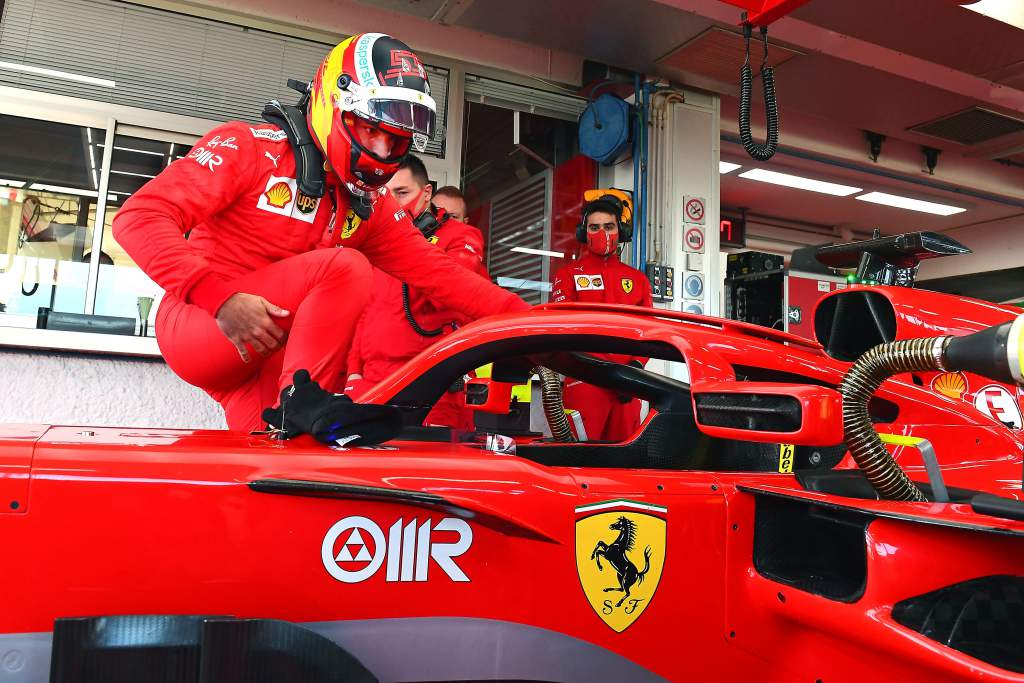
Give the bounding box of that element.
[465,377,515,414]
[690,381,843,446]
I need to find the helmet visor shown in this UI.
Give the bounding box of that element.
[367,99,436,138]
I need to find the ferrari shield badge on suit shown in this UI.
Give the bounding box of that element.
[575,499,667,632]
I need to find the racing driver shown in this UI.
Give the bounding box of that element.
[112,34,526,432]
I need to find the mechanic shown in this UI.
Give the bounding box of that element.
[431,185,469,223]
[346,156,485,430]
[112,33,526,433]
[551,190,654,442]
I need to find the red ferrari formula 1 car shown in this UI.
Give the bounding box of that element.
[0,233,1022,683]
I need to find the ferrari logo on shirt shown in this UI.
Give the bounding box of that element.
[428,235,440,244]
[256,176,318,224]
[340,209,362,239]
[575,274,604,291]
[576,500,666,632]
[621,278,634,294]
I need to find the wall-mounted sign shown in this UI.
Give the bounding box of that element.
[684,273,704,298]
[684,196,706,224]
[684,227,705,253]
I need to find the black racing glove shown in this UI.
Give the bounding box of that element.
[262,370,403,446]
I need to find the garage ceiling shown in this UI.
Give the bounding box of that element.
[121,0,1024,238]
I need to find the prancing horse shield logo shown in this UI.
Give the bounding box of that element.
[575,499,666,632]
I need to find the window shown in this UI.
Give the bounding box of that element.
[92,131,195,334]
[460,90,596,304]
[0,114,106,325]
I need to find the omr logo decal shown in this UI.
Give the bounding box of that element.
[321,515,473,583]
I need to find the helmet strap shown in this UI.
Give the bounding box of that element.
[261,99,325,198]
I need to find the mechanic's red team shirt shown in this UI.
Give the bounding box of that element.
[551,251,654,364]
[113,121,524,326]
[347,214,486,429]
[347,214,487,387]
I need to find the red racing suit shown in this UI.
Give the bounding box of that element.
[112,120,525,431]
[346,211,486,430]
[551,251,654,441]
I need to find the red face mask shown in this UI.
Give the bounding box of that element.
[401,186,426,214]
[586,228,618,256]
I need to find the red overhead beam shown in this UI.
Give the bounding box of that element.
[717,0,811,26]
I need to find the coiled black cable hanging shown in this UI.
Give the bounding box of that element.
[402,283,448,337]
[738,23,779,161]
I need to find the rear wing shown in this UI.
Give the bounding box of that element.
[815,231,970,287]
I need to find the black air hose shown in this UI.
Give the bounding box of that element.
[738,24,779,162]
[535,366,576,442]
[841,316,1024,501]
[839,337,948,502]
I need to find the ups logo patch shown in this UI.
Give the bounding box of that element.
[295,192,319,215]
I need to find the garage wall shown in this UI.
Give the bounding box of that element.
[0,350,225,428]
[918,217,1024,281]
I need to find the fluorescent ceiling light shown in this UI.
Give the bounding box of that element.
[0,60,115,88]
[855,191,966,216]
[97,144,166,157]
[719,161,742,174]
[27,183,98,198]
[738,168,862,196]
[962,0,1024,31]
[0,179,26,188]
[111,169,157,179]
[510,246,564,258]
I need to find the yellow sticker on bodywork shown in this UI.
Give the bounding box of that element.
[778,444,795,473]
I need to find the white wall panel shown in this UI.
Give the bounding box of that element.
[0,350,226,428]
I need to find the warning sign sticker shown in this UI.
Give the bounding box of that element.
[684,227,705,252]
[684,196,706,224]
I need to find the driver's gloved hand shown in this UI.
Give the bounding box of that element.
[261,369,403,446]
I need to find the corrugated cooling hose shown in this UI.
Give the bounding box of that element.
[534,366,576,443]
[739,25,779,162]
[839,337,950,502]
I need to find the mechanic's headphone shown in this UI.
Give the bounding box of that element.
[576,190,634,244]
[412,206,450,240]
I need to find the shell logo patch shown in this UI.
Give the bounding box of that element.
[264,182,292,209]
[575,274,605,291]
[256,176,318,224]
[621,278,634,294]
[576,499,666,632]
[931,372,968,401]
